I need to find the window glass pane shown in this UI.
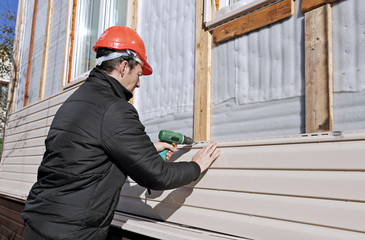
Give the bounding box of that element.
[108,0,128,27]
[73,0,101,78]
[229,0,242,4]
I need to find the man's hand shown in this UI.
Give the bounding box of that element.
[153,141,177,160]
[192,141,221,173]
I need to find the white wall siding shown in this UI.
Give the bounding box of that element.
[212,97,305,139]
[211,0,305,139]
[135,0,196,139]
[332,0,365,131]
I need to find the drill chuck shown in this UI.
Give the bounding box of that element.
[158,130,193,145]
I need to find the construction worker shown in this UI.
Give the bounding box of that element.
[21,26,221,240]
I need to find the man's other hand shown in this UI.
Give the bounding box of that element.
[192,141,221,173]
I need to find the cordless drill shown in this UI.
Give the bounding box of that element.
[158,130,193,160]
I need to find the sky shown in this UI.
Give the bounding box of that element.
[0,0,18,14]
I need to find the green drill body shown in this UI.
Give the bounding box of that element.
[158,130,193,160]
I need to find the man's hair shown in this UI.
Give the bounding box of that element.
[96,48,139,73]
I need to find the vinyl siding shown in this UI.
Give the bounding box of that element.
[118,132,365,240]
[0,85,78,200]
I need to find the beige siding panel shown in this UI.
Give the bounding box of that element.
[0,172,37,184]
[2,146,45,158]
[1,165,39,174]
[118,136,365,239]
[1,156,43,165]
[46,104,62,118]
[3,127,47,143]
[6,108,50,130]
[6,99,50,123]
[193,170,365,201]
[5,118,48,137]
[118,197,365,240]
[48,85,77,106]
[0,179,34,200]
[211,141,365,170]
[113,212,247,240]
[0,84,80,200]
[3,137,45,151]
[5,82,76,127]
[121,183,365,232]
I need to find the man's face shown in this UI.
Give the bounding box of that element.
[120,63,143,92]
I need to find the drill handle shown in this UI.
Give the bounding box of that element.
[159,149,169,160]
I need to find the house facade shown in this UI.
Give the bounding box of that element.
[0,0,365,239]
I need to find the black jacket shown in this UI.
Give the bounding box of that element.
[22,68,200,240]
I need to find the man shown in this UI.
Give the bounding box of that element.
[22,26,221,240]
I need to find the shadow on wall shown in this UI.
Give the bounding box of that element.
[119,148,202,221]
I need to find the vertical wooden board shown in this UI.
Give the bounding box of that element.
[305,4,333,133]
[127,0,138,105]
[194,0,211,141]
[67,0,77,84]
[24,0,39,106]
[38,0,53,100]
[127,0,138,31]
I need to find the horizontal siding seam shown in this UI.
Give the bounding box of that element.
[120,196,365,234]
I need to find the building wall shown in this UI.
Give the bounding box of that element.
[0,0,365,239]
[211,0,305,140]
[118,132,365,240]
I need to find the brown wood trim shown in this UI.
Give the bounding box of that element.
[8,0,24,113]
[67,0,77,84]
[301,0,340,13]
[305,4,333,133]
[24,0,39,106]
[39,0,53,100]
[129,0,138,31]
[212,0,294,44]
[214,0,219,11]
[0,80,9,85]
[194,0,211,141]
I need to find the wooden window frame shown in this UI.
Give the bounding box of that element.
[66,0,130,85]
[301,0,340,13]
[204,0,295,44]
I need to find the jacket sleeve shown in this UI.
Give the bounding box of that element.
[101,101,201,190]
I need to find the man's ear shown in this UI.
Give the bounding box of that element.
[119,60,129,77]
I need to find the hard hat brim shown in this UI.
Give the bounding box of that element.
[142,61,153,75]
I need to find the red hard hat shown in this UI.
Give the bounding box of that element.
[93,26,152,75]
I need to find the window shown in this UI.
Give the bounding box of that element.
[204,0,294,44]
[71,0,128,80]
[205,0,278,29]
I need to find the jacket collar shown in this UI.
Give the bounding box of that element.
[88,68,133,101]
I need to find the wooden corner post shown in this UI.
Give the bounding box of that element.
[194,0,212,141]
[305,4,333,133]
